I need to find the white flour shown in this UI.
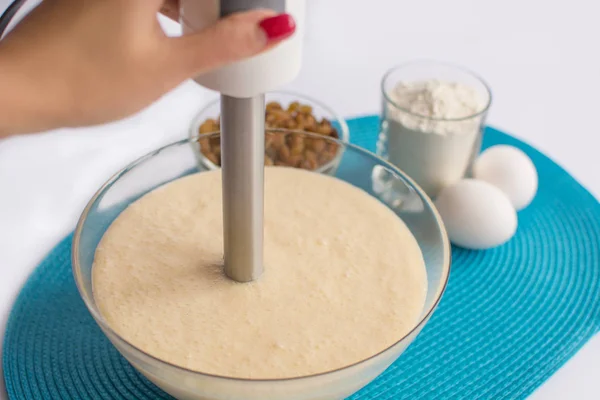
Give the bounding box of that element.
[388,80,485,135]
[379,80,488,197]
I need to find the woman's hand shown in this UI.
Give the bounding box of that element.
[0,0,295,136]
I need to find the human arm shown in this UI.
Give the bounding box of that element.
[0,0,295,138]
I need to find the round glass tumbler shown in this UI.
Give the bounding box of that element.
[72,130,451,400]
[377,60,492,198]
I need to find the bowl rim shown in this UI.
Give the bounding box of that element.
[72,131,451,384]
[381,59,493,122]
[188,90,351,173]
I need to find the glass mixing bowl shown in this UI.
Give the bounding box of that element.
[72,130,451,400]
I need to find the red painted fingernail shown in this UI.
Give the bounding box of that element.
[259,13,296,42]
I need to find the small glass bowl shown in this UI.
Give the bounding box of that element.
[72,130,450,400]
[189,91,350,176]
[377,60,492,198]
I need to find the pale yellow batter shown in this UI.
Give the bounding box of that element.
[93,167,427,379]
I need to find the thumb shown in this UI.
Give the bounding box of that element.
[170,10,296,78]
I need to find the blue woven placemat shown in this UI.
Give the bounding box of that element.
[3,116,600,400]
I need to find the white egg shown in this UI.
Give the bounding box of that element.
[472,145,538,210]
[434,179,518,250]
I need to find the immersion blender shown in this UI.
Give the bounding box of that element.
[180,0,306,282]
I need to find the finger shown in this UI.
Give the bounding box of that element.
[159,0,179,21]
[169,10,296,78]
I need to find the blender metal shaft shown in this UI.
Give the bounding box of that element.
[220,94,265,282]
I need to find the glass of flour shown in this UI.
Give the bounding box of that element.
[377,60,492,199]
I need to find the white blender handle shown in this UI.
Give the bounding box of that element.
[180,0,305,98]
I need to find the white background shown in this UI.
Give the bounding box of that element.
[0,0,598,399]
